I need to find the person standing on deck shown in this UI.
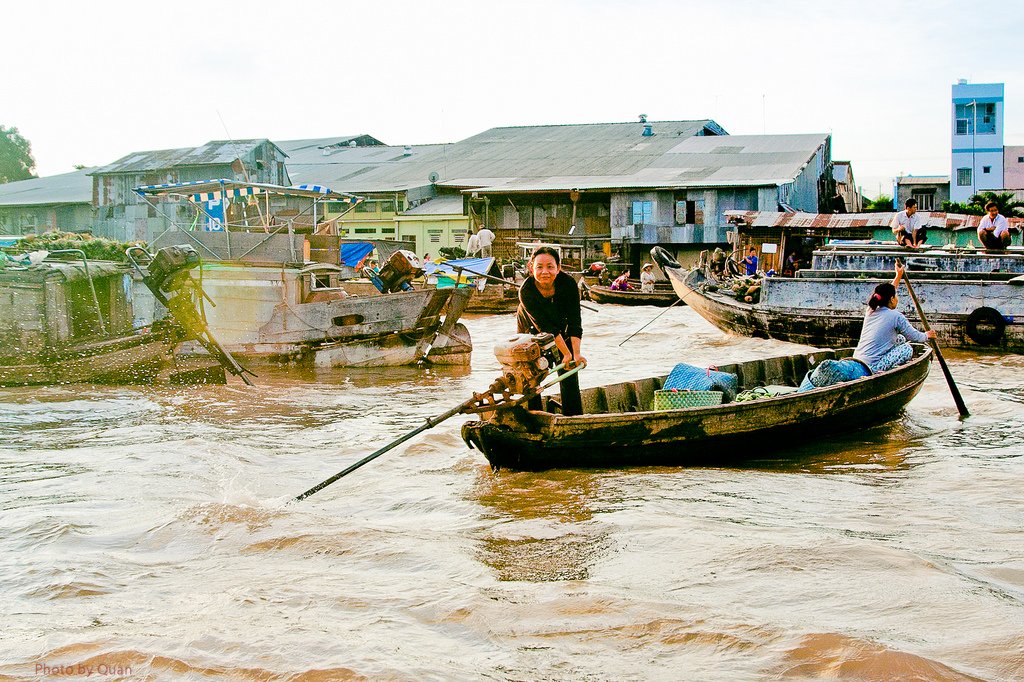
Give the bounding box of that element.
[476,226,495,258]
[517,246,585,416]
[741,247,758,276]
[977,201,1011,250]
[466,229,481,257]
[891,198,927,248]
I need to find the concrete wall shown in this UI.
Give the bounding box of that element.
[1004,146,1024,190]
[951,149,1005,202]
[896,180,950,212]
[394,214,471,257]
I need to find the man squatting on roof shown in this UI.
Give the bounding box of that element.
[891,198,927,248]
[977,201,1012,250]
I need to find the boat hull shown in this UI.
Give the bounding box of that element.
[463,346,931,471]
[668,267,1024,351]
[588,285,679,307]
[0,325,181,386]
[184,263,475,365]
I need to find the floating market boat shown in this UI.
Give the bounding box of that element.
[656,239,1024,352]
[163,253,474,367]
[0,254,182,386]
[586,283,679,307]
[135,180,474,367]
[462,345,931,471]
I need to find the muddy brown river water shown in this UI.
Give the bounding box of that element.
[2,305,1023,681]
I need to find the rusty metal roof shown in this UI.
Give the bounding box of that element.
[725,210,1023,230]
[92,139,284,174]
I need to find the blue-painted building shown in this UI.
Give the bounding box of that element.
[951,81,1004,203]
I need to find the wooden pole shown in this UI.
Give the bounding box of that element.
[898,262,969,417]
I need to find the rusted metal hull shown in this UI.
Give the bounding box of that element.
[183,263,475,366]
[0,324,181,386]
[588,285,679,307]
[463,346,931,471]
[668,267,1024,352]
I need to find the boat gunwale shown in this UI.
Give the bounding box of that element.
[520,345,931,429]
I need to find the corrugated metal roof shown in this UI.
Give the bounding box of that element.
[0,168,94,206]
[897,175,949,185]
[275,120,732,194]
[401,195,465,216]
[92,139,281,174]
[427,133,829,194]
[276,135,387,161]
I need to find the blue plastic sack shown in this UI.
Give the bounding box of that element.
[664,363,738,402]
[797,358,871,392]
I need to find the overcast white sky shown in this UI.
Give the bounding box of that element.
[4,0,1021,198]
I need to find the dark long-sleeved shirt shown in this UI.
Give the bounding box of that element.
[516,271,583,341]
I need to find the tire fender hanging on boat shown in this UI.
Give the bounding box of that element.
[965,307,1006,345]
[651,246,681,270]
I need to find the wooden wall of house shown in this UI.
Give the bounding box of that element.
[0,281,48,352]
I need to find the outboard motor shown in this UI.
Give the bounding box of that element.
[492,333,558,396]
[365,249,423,293]
[146,244,201,293]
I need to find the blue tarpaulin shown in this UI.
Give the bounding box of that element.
[338,242,375,267]
[423,257,495,279]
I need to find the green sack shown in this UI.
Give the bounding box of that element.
[653,389,723,410]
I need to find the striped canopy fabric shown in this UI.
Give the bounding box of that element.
[134,179,360,203]
[291,184,359,204]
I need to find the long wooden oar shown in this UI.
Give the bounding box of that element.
[898,262,969,417]
[618,297,684,346]
[291,360,587,503]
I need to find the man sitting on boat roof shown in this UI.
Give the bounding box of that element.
[977,201,1011,251]
[891,198,927,248]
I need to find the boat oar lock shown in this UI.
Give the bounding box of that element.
[292,333,586,503]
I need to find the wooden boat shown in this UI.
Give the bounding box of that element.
[184,260,474,367]
[587,283,679,307]
[462,345,932,471]
[0,257,182,386]
[138,181,474,368]
[656,243,1024,351]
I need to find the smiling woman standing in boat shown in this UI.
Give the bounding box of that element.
[518,246,586,416]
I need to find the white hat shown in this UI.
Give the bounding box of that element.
[642,262,654,269]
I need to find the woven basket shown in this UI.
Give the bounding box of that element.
[653,389,723,410]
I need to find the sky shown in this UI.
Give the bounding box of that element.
[4,0,1022,199]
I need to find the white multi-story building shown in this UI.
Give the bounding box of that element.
[951,81,1004,203]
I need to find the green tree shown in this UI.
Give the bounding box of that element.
[0,125,36,183]
[862,195,894,212]
[940,200,984,216]
[943,191,1024,218]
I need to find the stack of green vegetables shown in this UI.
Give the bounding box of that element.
[730,276,762,303]
[4,232,147,264]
